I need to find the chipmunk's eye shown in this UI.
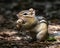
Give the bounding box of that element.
[23,13,27,15]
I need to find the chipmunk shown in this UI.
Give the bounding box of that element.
[16,8,48,42]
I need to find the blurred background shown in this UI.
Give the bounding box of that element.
[0,0,60,19]
[0,0,60,33]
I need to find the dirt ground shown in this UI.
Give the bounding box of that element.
[0,19,60,48]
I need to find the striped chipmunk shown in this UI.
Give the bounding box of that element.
[16,8,48,42]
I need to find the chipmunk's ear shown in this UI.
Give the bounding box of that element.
[29,8,36,17]
[29,8,36,12]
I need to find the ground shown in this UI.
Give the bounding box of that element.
[0,18,60,48]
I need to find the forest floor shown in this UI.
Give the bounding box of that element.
[0,19,60,48]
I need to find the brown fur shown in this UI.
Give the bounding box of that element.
[16,8,48,41]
